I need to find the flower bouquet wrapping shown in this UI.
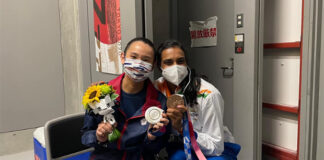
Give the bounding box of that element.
[82,84,120,142]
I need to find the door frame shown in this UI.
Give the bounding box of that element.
[257,0,264,159]
[299,0,323,159]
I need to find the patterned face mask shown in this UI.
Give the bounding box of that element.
[124,58,153,82]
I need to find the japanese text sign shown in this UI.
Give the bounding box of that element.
[189,16,218,47]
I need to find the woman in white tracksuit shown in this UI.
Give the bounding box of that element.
[155,40,240,160]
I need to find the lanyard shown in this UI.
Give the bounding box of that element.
[183,113,193,160]
[183,111,207,160]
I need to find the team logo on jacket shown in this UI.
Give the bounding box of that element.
[140,118,147,125]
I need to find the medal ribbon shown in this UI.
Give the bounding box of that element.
[183,111,206,160]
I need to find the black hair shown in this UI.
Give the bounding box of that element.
[124,37,156,62]
[157,40,201,106]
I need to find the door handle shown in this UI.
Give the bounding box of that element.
[220,58,234,77]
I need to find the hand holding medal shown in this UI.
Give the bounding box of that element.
[166,94,187,133]
[145,106,169,139]
[166,94,206,160]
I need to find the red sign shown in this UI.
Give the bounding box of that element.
[93,0,121,44]
[190,27,217,39]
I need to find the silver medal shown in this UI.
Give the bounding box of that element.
[145,106,163,124]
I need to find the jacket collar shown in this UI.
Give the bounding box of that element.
[108,73,161,117]
[157,77,182,98]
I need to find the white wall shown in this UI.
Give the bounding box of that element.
[263,49,300,107]
[1,0,146,155]
[0,0,65,133]
[264,0,302,43]
[0,0,89,155]
[262,108,298,151]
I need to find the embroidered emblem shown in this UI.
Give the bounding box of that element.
[197,89,211,98]
[141,118,147,126]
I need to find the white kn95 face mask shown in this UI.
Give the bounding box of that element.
[162,65,188,86]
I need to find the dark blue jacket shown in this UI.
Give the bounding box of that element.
[81,73,170,160]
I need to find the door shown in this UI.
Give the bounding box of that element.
[152,0,263,159]
[175,0,235,135]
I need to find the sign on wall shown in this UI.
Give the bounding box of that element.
[93,0,122,74]
[189,16,218,47]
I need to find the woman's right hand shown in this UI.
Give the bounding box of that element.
[166,104,187,133]
[96,122,115,142]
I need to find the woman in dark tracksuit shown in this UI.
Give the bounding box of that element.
[81,37,170,160]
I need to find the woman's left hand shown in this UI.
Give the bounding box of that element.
[147,113,169,140]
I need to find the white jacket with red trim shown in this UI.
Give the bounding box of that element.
[155,77,234,156]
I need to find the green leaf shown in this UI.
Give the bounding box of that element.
[100,85,111,95]
[110,93,119,101]
[108,128,121,142]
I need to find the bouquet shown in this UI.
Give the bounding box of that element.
[82,83,120,142]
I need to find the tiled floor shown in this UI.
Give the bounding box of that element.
[0,150,34,160]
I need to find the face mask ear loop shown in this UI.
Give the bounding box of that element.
[182,67,191,94]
